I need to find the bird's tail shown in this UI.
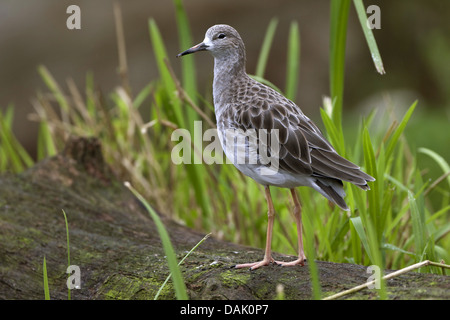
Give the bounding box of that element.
[313,178,349,211]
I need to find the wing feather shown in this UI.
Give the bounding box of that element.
[226,78,374,189]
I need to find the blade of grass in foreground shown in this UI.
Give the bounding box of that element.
[125,182,188,300]
[350,216,373,263]
[62,209,71,300]
[302,208,322,299]
[43,256,50,300]
[154,233,211,300]
[150,18,212,228]
[352,0,385,74]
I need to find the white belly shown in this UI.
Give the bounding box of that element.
[217,125,314,188]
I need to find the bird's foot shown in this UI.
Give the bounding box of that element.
[234,256,275,270]
[275,251,306,266]
[274,257,306,267]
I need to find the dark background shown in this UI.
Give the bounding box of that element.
[1,0,449,160]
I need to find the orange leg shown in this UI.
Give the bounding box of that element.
[235,185,275,270]
[275,188,306,266]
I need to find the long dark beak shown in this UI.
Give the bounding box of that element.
[176,42,208,57]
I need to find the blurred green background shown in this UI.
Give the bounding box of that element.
[1,0,449,164]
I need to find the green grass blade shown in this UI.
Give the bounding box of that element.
[3,103,14,124]
[0,111,34,172]
[133,82,153,109]
[37,65,70,113]
[360,125,387,298]
[148,18,184,127]
[149,20,211,231]
[320,103,345,155]
[284,21,300,101]
[255,18,278,78]
[329,0,351,136]
[382,243,416,257]
[385,100,417,161]
[43,256,50,300]
[85,72,96,118]
[426,205,450,225]
[352,0,385,74]
[173,0,198,106]
[154,233,210,300]
[362,125,380,230]
[350,217,373,263]
[62,209,71,300]
[37,121,57,161]
[418,147,450,189]
[125,182,188,300]
[303,209,322,299]
[408,191,426,261]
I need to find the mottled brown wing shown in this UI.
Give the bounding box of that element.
[230,94,313,175]
[230,79,374,188]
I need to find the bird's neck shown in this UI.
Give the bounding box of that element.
[213,54,247,111]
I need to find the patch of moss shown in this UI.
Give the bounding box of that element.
[219,269,251,288]
[100,273,173,300]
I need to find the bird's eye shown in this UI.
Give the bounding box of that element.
[217,33,226,39]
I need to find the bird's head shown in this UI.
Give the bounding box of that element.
[177,24,245,61]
